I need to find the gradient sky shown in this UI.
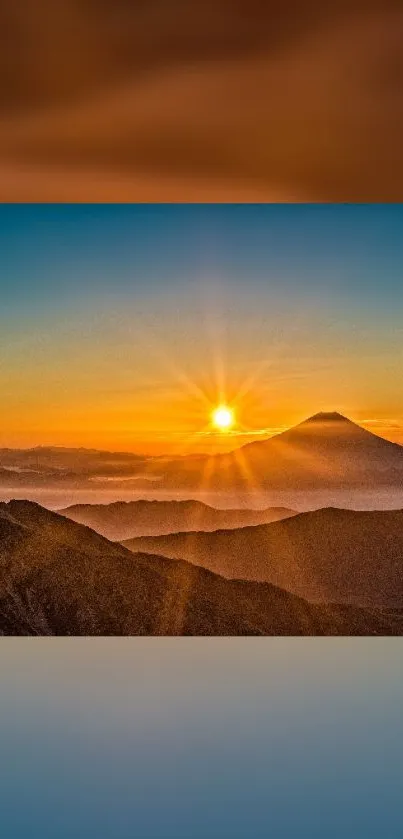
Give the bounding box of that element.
[1,639,403,839]
[1,204,402,453]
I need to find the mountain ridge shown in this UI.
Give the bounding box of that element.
[1,499,402,635]
[153,411,403,490]
[60,498,297,540]
[123,506,403,608]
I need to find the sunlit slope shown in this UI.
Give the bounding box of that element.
[124,507,403,608]
[150,413,403,491]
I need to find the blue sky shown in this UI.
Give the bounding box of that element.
[1,203,403,303]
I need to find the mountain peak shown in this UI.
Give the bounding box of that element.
[303,411,351,425]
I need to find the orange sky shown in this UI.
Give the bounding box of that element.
[1,205,403,455]
[2,306,403,455]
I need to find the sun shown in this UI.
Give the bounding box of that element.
[212,405,234,431]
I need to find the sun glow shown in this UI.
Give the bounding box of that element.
[212,405,234,431]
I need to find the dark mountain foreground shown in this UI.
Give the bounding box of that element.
[124,507,403,608]
[60,499,296,541]
[1,501,401,636]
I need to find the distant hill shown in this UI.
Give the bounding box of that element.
[0,445,153,490]
[0,445,146,476]
[60,499,297,541]
[124,507,403,608]
[152,413,403,490]
[0,500,401,635]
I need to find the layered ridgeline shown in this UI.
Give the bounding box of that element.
[1,501,401,636]
[124,507,403,609]
[0,446,148,488]
[60,500,296,541]
[150,413,403,490]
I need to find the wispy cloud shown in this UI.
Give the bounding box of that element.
[195,426,286,439]
[361,418,403,430]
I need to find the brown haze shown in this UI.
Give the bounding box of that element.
[1,1,403,201]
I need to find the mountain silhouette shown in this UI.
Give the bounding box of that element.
[1,500,401,635]
[60,499,296,541]
[124,507,403,608]
[154,412,403,490]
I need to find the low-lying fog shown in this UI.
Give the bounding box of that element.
[2,487,403,513]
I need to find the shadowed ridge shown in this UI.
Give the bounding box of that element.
[60,498,297,541]
[0,505,30,543]
[61,498,214,514]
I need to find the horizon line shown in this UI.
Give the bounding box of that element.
[1,411,403,458]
